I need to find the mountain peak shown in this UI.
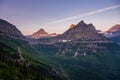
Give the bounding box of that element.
[31,28,58,39]
[34,28,48,35]
[77,20,86,25]
[80,20,84,23]
[72,20,96,32]
[46,21,98,41]
[75,20,88,29]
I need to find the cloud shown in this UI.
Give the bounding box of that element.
[47,5,120,24]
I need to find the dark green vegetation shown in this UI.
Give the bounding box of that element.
[0,35,63,80]
[34,41,120,80]
[0,19,64,80]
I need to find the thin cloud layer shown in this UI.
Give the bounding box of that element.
[47,5,120,24]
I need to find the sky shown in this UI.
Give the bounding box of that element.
[0,0,120,35]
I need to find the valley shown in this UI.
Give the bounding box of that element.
[0,19,120,80]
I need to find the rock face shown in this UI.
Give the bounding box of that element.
[58,20,98,40]
[0,19,24,38]
[36,21,118,56]
[31,28,58,39]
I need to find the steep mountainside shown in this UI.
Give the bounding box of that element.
[0,19,24,39]
[0,19,63,80]
[0,40,63,80]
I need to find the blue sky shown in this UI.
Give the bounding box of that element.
[0,0,120,35]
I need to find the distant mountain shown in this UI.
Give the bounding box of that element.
[31,28,58,39]
[107,24,120,33]
[104,24,120,37]
[31,28,49,39]
[104,24,120,45]
[34,28,48,35]
[0,19,24,39]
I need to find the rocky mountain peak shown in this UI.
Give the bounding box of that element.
[34,28,48,35]
[31,28,58,39]
[78,20,85,24]
[72,20,96,32]
[76,20,87,27]
[57,20,97,40]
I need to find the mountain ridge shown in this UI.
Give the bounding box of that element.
[38,20,110,44]
[0,19,24,39]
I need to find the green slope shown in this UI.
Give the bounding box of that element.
[34,42,120,80]
[0,35,63,80]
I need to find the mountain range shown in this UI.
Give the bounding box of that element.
[0,19,120,80]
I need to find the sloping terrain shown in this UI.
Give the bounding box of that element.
[34,21,120,80]
[0,19,63,80]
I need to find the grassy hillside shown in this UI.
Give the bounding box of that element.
[0,35,63,80]
[1,34,120,80]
